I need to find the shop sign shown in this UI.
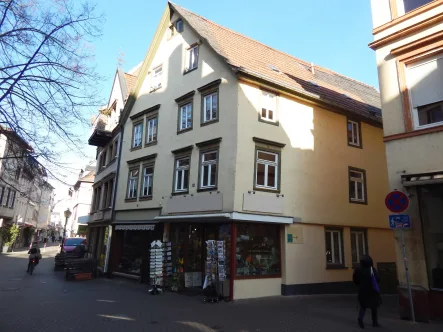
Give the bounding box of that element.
[385,190,409,213]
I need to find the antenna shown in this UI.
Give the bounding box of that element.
[117,50,126,67]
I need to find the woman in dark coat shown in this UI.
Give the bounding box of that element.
[353,255,381,329]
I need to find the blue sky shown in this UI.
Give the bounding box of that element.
[53,0,378,195]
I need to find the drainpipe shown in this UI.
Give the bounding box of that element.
[104,124,124,275]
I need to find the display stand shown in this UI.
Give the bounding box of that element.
[203,240,225,303]
[163,241,172,290]
[149,240,163,295]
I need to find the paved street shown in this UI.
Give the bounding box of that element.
[0,247,441,332]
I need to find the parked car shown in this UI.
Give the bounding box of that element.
[61,237,87,257]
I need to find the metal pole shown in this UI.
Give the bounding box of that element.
[401,229,415,323]
[61,216,68,252]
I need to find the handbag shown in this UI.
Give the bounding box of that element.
[371,267,380,293]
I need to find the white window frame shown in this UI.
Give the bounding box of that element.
[260,91,277,122]
[127,169,139,199]
[179,103,192,131]
[325,229,344,265]
[132,123,143,148]
[151,65,162,90]
[200,150,218,189]
[146,117,158,144]
[186,45,199,71]
[407,53,443,130]
[255,150,279,190]
[349,169,365,203]
[203,92,218,123]
[347,120,360,147]
[174,157,190,193]
[351,230,367,264]
[141,166,153,197]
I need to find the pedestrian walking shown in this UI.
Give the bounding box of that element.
[353,255,381,329]
[43,238,47,252]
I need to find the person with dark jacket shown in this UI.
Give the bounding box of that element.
[353,255,381,329]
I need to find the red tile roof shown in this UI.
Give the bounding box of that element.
[169,2,381,123]
[124,73,137,94]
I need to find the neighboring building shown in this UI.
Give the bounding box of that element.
[87,67,138,273]
[70,163,95,237]
[369,0,443,320]
[108,2,396,300]
[0,127,53,250]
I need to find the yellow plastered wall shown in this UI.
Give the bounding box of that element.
[234,278,282,300]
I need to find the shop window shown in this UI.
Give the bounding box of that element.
[185,45,199,73]
[236,223,281,277]
[349,167,367,204]
[132,122,143,148]
[202,91,218,124]
[116,230,143,276]
[146,116,158,144]
[347,119,361,148]
[174,157,190,193]
[418,186,443,290]
[260,91,277,123]
[325,228,344,266]
[406,54,443,129]
[351,229,368,265]
[255,149,279,191]
[199,150,218,189]
[127,168,139,199]
[141,165,153,197]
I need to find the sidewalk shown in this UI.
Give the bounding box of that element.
[3,242,60,256]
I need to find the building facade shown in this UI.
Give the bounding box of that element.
[370,0,443,320]
[106,2,396,300]
[87,67,138,273]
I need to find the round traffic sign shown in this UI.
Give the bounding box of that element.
[385,190,409,213]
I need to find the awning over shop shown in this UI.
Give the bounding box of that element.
[115,224,155,231]
[154,212,295,224]
[401,171,443,187]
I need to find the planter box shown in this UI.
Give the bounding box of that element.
[74,273,93,281]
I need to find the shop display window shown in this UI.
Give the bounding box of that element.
[116,231,143,275]
[236,224,281,277]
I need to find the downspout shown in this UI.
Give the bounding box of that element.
[104,123,124,275]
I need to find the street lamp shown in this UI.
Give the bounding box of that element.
[61,208,72,252]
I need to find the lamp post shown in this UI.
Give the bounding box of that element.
[62,208,72,252]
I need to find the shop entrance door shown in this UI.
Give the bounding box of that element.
[184,224,203,288]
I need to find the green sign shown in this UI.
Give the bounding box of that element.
[287,234,293,243]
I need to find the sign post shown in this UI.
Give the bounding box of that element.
[386,191,415,323]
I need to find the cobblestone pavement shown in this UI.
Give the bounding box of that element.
[0,248,441,332]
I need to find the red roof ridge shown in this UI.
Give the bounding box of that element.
[170,2,378,93]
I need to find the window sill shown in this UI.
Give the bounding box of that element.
[177,127,193,135]
[150,86,162,93]
[253,187,280,194]
[183,67,198,75]
[258,118,279,126]
[197,187,218,193]
[139,196,153,201]
[349,199,368,205]
[348,142,362,149]
[124,198,137,202]
[200,118,219,127]
[106,157,117,167]
[326,265,348,270]
[144,141,157,148]
[130,146,142,152]
[171,191,189,196]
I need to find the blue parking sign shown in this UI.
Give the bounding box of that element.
[389,215,411,229]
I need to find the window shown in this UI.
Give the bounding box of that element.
[146,117,158,144]
[4,188,10,206]
[179,103,192,131]
[325,229,344,266]
[186,45,199,72]
[111,139,118,159]
[106,179,114,208]
[406,54,443,128]
[127,168,139,199]
[260,91,277,122]
[349,168,367,204]
[174,157,190,193]
[15,167,21,180]
[351,229,368,265]
[141,166,153,197]
[0,186,4,206]
[8,190,15,208]
[151,65,162,90]
[255,150,279,190]
[200,150,218,189]
[202,91,218,123]
[347,120,361,147]
[132,122,143,148]
[176,19,183,32]
[236,223,281,277]
[100,149,107,169]
[397,0,433,15]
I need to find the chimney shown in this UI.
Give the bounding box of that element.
[311,62,315,75]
